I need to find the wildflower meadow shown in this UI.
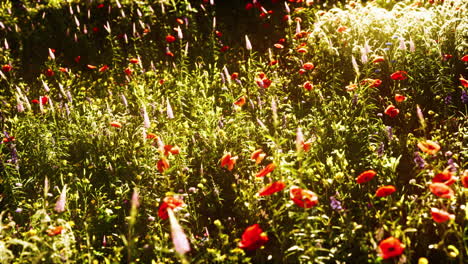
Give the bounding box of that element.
[0,0,467,263]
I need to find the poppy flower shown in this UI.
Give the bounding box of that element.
[166,35,176,43]
[129,58,139,64]
[2,136,14,143]
[430,208,455,223]
[297,47,307,53]
[384,105,399,118]
[274,43,284,49]
[234,96,246,107]
[461,55,468,62]
[372,56,385,63]
[395,94,407,102]
[298,69,306,75]
[432,170,456,185]
[99,65,109,72]
[360,78,382,88]
[59,67,68,73]
[245,3,254,10]
[166,51,175,57]
[230,72,239,80]
[302,62,315,70]
[158,196,184,220]
[390,71,408,80]
[269,60,278,66]
[2,64,12,72]
[378,237,405,259]
[176,18,184,25]
[356,170,376,184]
[417,140,440,155]
[258,181,286,196]
[45,69,55,77]
[41,96,49,105]
[220,153,237,171]
[429,182,454,199]
[87,64,97,70]
[31,99,40,104]
[460,77,468,87]
[92,27,99,33]
[146,133,158,140]
[345,83,358,91]
[462,170,468,188]
[337,26,347,33]
[110,121,122,128]
[47,226,64,236]
[303,81,313,91]
[124,68,133,76]
[251,149,266,165]
[375,185,396,197]
[290,186,318,208]
[164,145,180,156]
[157,158,170,173]
[238,224,268,251]
[256,77,272,89]
[256,163,276,177]
[74,56,81,63]
[220,45,229,52]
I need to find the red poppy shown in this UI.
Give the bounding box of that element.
[256,163,276,177]
[356,170,376,184]
[99,65,109,72]
[431,208,455,223]
[303,81,313,91]
[220,153,237,171]
[462,170,468,188]
[2,136,15,143]
[166,51,175,57]
[59,67,68,73]
[302,62,315,71]
[417,140,440,155]
[238,224,268,250]
[256,77,272,89]
[234,96,246,107]
[245,3,254,10]
[2,64,12,72]
[164,145,180,156]
[432,170,456,186]
[290,186,318,208]
[390,71,408,80]
[110,121,122,128]
[220,45,229,52]
[124,68,133,76]
[378,237,405,259]
[92,27,99,33]
[230,72,239,80]
[384,105,400,118]
[31,99,39,104]
[47,226,64,236]
[337,26,347,33]
[166,35,176,43]
[74,56,81,63]
[461,55,468,62]
[41,96,49,105]
[97,3,104,8]
[372,56,385,63]
[429,182,454,198]
[258,181,286,196]
[129,58,139,64]
[273,43,284,49]
[157,158,170,173]
[269,60,278,66]
[251,149,266,165]
[360,78,382,88]
[158,196,184,220]
[375,185,396,197]
[297,47,307,53]
[460,77,468,87]
[146,133,158,140]
[395,94,407,103]
[45,69,55,77]
[87,64,97,70]
[176,18,184,25]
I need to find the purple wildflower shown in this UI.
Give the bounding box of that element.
[461,90,468,104]
[330,196,343,211]
[413,152,426,169]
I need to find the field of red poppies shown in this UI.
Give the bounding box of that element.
[0,0,467,263]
